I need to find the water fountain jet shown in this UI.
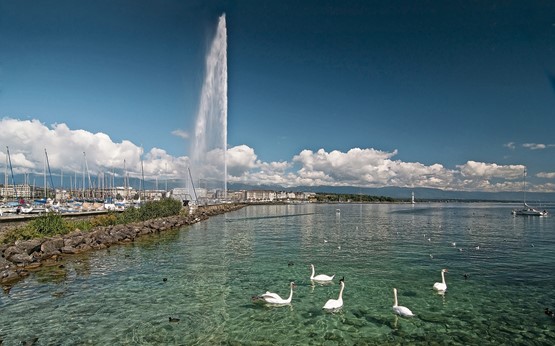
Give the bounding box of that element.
[189,14,227,202]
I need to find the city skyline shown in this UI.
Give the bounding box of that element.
[1,0,555,193]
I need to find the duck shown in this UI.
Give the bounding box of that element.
[169,317,180,322]
[323,277,345,311]
[252,282,296,305]
[433,268,448,292]
[392,288,414,317]
[310,264,335,282]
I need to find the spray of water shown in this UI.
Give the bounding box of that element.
[190,14,227,200]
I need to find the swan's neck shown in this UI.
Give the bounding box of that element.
[310,265,315,279]
[441,271,446,285]
[338,282,345,300]
[286,285,294,302]
[393,289,398,307]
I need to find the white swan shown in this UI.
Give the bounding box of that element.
[392,288,414,317]
[433,268,448,292]
[323,278,345,311]
[310,264,335,282]
[253,282,296,305]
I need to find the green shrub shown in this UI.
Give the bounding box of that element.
[89,213,118,227]
[0,226,42,244]
[27,212,71,237]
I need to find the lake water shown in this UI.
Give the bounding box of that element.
[1,203,554,345]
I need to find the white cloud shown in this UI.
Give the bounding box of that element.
[1,118,553,193]
[504,142,516,150]
[292,148,457,189]
[537,172,555,179]
[523,143,546,150]
[0,118,187,179]
[456,161,525,179]
[171,129,189,139]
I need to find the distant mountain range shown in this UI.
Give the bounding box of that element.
[227,183,555,203]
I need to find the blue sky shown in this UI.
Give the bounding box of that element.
[1,0,555,192]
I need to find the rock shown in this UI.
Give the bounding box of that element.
[15,239,44,255]
[1,268,21,284]
[40,238,64,258]
[0,255,15,270]
[9,253,33,265]
[40,238,64,254]
[3,246,23,261]
[77,244,92,252]
[64,235,85,248]
[61,246,78,254]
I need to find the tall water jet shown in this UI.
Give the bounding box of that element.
[190,14,227,201]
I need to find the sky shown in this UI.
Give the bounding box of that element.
[1,0,555,193]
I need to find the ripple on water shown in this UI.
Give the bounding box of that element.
[1,203,554,344]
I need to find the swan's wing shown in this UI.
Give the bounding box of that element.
[433,282,446,291]
[260,292,282,300]
[313,274,334,281]
[394,306,414,317]
[323,298,340,310]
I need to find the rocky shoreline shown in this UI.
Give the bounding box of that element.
[0,203,246,287]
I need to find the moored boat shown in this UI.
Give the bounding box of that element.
[511,203,548,216]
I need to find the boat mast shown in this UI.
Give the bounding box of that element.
[44,149,55,199]
[123,159,127,199]
[523,168,527,205]
[140,158,145,201]
[6,147,18,199]
[188,167,198,203]
[3,147,7,202]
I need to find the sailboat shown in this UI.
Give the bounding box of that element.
[512,169,548,217]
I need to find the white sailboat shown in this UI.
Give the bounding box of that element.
[512,169,547,216]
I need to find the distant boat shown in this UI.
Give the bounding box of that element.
[512,203,547,216]
[512,169,548,217]
[411,191,415,204]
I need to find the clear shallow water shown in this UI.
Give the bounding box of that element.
[1,203,555,345]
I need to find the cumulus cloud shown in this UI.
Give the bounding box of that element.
[504,142,516,150]
[537,172,555,179]
[1,118,553,193]
[0,118,187,179]
[292,148,458,189]
[456,161,525,179]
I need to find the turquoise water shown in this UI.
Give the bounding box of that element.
[1,203,554,345]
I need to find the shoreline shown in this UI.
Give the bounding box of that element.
[0,203,246,288]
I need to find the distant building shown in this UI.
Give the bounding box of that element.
[246,190,276,202]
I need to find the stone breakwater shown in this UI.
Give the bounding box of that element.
[0,204,246,287]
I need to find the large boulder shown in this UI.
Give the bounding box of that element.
[61,246,78,254]
[3,246,23,261]
[64,235,86,248]
[0,255,15,270]
[40,238,64,257]
[8,253,33,265]
[15,239,44,255]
